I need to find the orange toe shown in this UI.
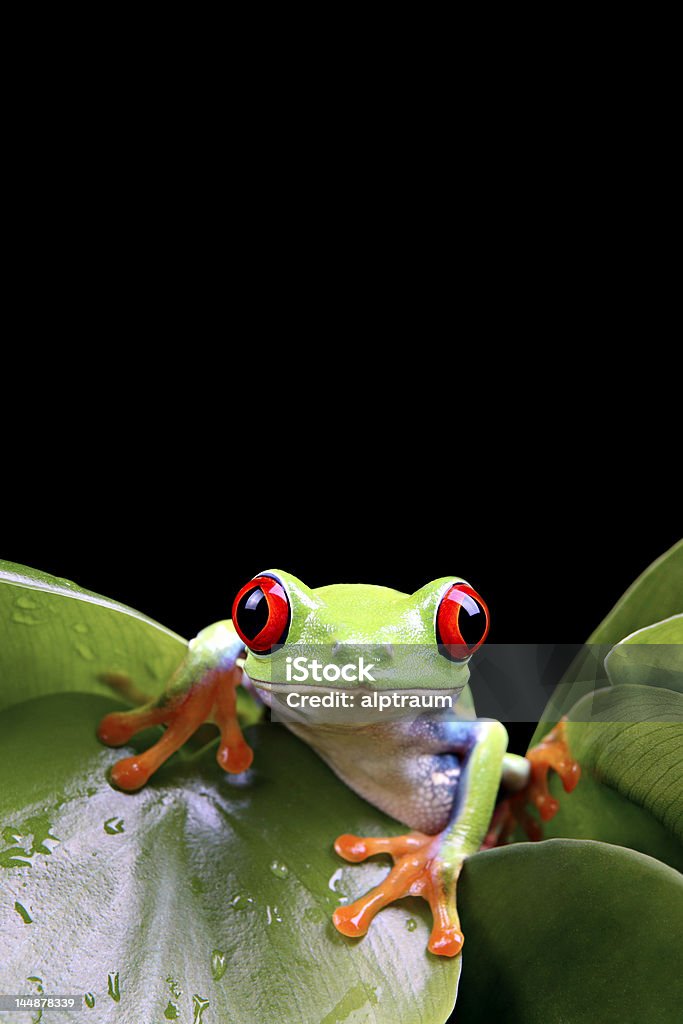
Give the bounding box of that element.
[333,902,374,937]
[428,925,464,957]
[97,707,166,746]
[110,755,153,791]
[217,741,253,773]
[334,834,371,861]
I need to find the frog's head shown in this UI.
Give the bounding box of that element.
[232,571,489,695]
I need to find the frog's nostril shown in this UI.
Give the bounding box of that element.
[365,643,394,663]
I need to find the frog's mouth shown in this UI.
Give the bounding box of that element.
[248,678,464,696]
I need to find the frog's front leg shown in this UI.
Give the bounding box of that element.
[333,720,508,957]
[97,624,252,790]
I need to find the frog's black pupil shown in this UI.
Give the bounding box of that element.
[458,597,486,647]
[236,587,269,640]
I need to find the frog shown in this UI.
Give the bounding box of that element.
[97,571,580,956]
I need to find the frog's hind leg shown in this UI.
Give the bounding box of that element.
[333,720,508,957]
[97,634,253,790]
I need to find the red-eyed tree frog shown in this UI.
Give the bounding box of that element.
[97,572,580,956]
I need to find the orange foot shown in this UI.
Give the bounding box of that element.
[333,831,465,957]
[491,718,580,845]
[97,667,253,790]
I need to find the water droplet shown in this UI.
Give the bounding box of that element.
[104,817,125,834]
[211,950,228,981]
[107,971,121,1002]
[56,576,76,588]
[14,901,32,924]
[406,918,418,931]
[26,978,45,996]
[85,993,95,1008]
[4,813,59,863]
[328,867,343,890]
[164,1001,179,1019]
[328,868,347,898]
[304,905,327,924]
[230,892,254,910]
[166,977,182,1000]
[16,594,39,610]
[266,905,283,925]
[75,642,95,661]
[0,847,28,868]
[270,859,289,879]
[192,994,210,1024]
[73,622,89,634]
[11,611,42,626]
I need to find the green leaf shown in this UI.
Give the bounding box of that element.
[589,538,683,644]
[531,685,683,871]
[0,560,187,713]
[456,839,683,1024]
[530,539,683,745]
[0,694,459,1024]
[605,614,683,692]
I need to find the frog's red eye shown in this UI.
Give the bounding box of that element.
[436,583,489,661]
[232,575,290,653]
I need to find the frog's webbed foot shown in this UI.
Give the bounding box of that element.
[492,718,580,844]
[333,831,465,957]
[97,665,253,791]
